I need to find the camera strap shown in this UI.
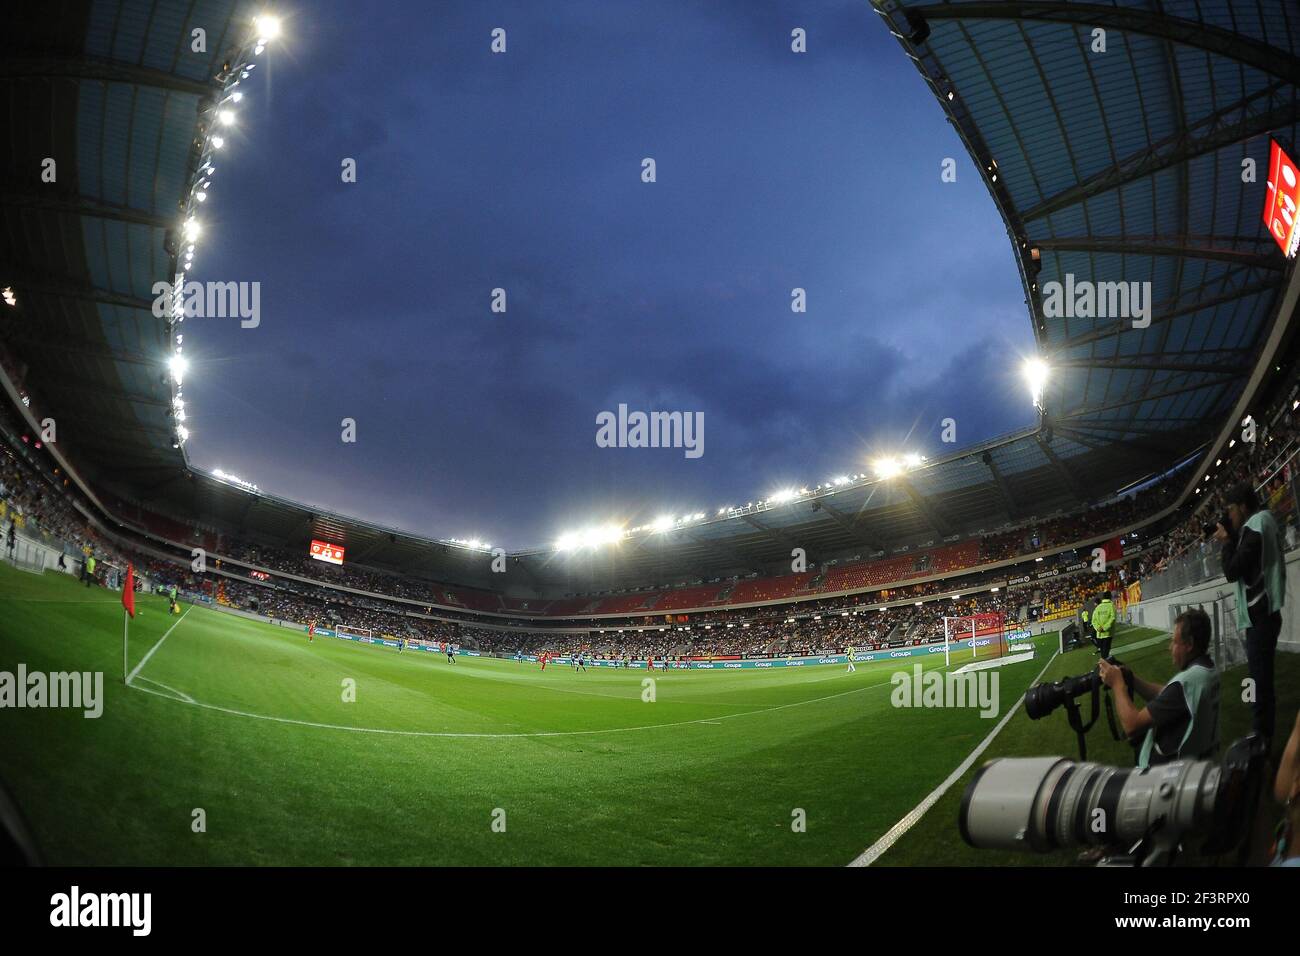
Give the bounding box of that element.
[1063,686,1101,761]
[1103,672,1142,756]
[1104,688,1122,741]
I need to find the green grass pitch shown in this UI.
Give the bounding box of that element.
[0,563,1293,865]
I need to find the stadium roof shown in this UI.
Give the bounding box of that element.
[872,0,1300,464]
[1,0,257,487]
[2,0,1298,596]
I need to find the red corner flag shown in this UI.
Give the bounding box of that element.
[122,564,136,618]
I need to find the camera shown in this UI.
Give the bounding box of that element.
[959,734,1269,866]
[1202,512,1231,539]
[1023,658,1133,760]
[1024,668,1106,721]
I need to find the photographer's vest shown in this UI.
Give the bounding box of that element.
[1138,661,1219,769]
[1233,510,1286,630]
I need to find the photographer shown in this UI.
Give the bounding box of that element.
[1098,608,1219,769]
[1214,482,1286,744]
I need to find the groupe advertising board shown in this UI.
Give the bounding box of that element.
[307,626,1018,668]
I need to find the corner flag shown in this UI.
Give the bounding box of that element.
[122,564,135,684]
[122,564,136,618]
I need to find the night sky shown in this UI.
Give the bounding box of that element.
[186,0,1035,549]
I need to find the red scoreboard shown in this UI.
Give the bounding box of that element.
[1263,138,1300,259]
[309,540,345,565]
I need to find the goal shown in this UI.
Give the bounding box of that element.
[336,624,373,641]
[942,613,1008,666]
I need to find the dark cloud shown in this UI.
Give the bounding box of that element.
[185,0,1034,548]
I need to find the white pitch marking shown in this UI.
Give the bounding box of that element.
[133,675,196,704]
[125,606,193,686]
[847,648,1060,867]
[125,668,902,739]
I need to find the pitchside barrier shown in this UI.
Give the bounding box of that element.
[1130,544,1300,659]
[0,527,85,576]
[278,620,1042,669]
[192,600,1052,669]
[2,535,51,573]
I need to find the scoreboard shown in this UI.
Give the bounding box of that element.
[309,539,345,565]
[1264,138,1299,259]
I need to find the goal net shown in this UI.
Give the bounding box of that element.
[942,613,1008,666]
[337,624,372,641]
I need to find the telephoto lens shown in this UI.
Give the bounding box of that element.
[959,755,1220,854]
[1022,671,1102,720]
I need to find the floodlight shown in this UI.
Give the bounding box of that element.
[254,14,281,41]
[1023,357,1050,409]
[873,457,901,479]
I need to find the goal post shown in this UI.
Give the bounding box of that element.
[943,613,1008,666]
[942,616,971,667]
